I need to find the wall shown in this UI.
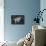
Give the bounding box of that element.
[0,0,4,42]
[4,0,40,42]
[40,0,46,27]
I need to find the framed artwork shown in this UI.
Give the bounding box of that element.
[11,15,25,24]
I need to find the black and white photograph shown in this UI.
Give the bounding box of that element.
[11,15,25,24]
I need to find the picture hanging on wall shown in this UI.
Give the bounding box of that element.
[11,15,25,24]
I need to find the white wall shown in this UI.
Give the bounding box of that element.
[40,0,46,27]
[0,0,4,42]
